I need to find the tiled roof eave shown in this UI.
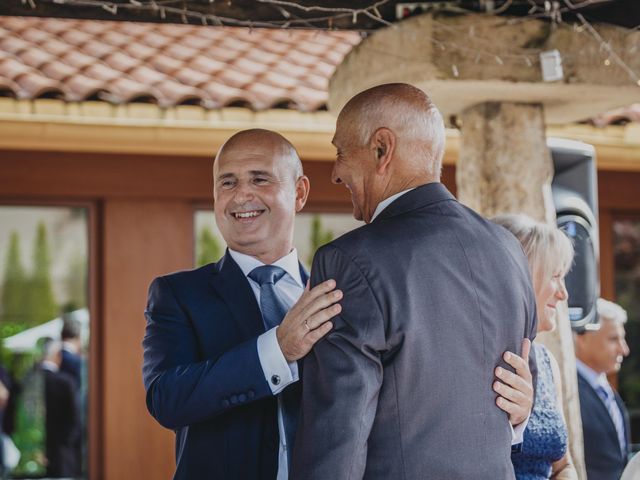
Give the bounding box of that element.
[0,98,638,173]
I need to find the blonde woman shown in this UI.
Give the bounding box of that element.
[492,215,578,480]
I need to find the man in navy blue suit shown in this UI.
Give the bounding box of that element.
[575,298,631,480]
[142,129,342,480]
[143,127,535,480]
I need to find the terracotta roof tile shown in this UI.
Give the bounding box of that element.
[18,28,50,44]
[0,57,33,80]
[84,63,121,83]
[187,56,225,76]
[62,50,97,70]
[140,31,173,49]
[164,43,199,62]
[0,16,361,110]
[129,65,167,85]
[80,40,116,60]
[41,18,75,35]
[41,38,72,57]
[154,81,204,107]
[123,42,157,61]
[107,77,159,104]
[14,72,64,99]
[101,30,134,48]
[60,29,94,47]
[40,61,77,81]
[17,48,55,70]
[150,55,185,75]
[103,51,140,72]
[174,67,211,88]
[65,74,106,101]
[0,77,19,96]
[234,57,268,76]
[0,36,30,55]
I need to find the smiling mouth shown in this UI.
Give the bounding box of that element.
[232,210,264,220]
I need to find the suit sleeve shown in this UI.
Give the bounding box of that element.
[291,244,386,480]
[142,276,273,430]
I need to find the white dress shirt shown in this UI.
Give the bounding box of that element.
[228,248,303,480]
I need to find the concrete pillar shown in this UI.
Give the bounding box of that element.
[457,101,586,479]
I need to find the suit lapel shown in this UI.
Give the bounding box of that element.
[209,251,265,339]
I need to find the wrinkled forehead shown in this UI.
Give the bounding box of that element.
[214,141,294,178]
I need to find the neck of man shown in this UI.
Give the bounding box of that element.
[250,243,294,265]
[365,172,436,222]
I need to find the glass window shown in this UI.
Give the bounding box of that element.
[613,218,640,450]
[194,210,362,269]
[0,206,89,478]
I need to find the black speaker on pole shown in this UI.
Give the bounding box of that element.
[548,138,600,331]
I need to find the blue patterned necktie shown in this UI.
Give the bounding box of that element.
[248,265,288,330]
[596,383,626,455]
[248,265,298,466]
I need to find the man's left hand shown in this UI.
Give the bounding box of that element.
[493,338,533,427]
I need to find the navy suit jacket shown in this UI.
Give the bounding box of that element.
[578,371,630,480]
[60,348,82,388]
[142,252,306,480]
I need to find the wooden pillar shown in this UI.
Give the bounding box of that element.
[102,200,193,480]
[457,102,587,479]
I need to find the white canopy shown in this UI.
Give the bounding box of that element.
[2,308,89,353]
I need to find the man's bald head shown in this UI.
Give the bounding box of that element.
[337,83,445,180]
[215,129,303,181]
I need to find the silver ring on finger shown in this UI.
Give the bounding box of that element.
[304,320,310,331]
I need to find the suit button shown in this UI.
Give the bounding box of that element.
[222,399,230,407]
[230,395,238,405]
[239,393,247,402]
[271,375,281,386]
[247,390,255,399]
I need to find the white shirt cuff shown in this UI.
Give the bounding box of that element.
[257,326,299,395]
[510,413,529,445]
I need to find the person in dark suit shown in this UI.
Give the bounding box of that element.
[142,129,343,480]
[60,316,83,389]
[575,298,631,480]
[291,83,538,479]
[39,338,80,478]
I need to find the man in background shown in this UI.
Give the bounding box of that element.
[39,338,80,478]
[575,298,631,480]
[60,316,82,389]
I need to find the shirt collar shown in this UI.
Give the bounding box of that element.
[371,188,416,222]
[576,359,609,390]
[41,360,59,372]
[228,248,303,288]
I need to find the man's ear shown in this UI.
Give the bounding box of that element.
[371,128,395,175]
[294,175,310,212]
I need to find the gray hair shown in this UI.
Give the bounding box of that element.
[491,214,574,286]
[40,337,62,361]
[343,84,446,179]
[597,298,627,324]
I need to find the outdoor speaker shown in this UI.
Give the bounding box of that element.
[548,138,600,331]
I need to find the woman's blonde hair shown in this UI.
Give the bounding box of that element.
[491,214,574,289]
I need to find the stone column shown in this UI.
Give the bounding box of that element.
[457,101,586,479]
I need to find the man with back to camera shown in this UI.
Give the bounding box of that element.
[575,298,631,480]
[143,127,534,479]
[291,83,538,480]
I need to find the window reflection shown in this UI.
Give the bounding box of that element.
[613,218,640,451]
[0,206,89,478]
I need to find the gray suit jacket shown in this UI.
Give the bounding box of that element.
[291,183,537,480]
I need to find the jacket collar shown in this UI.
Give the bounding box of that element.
[374,182,455,223]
